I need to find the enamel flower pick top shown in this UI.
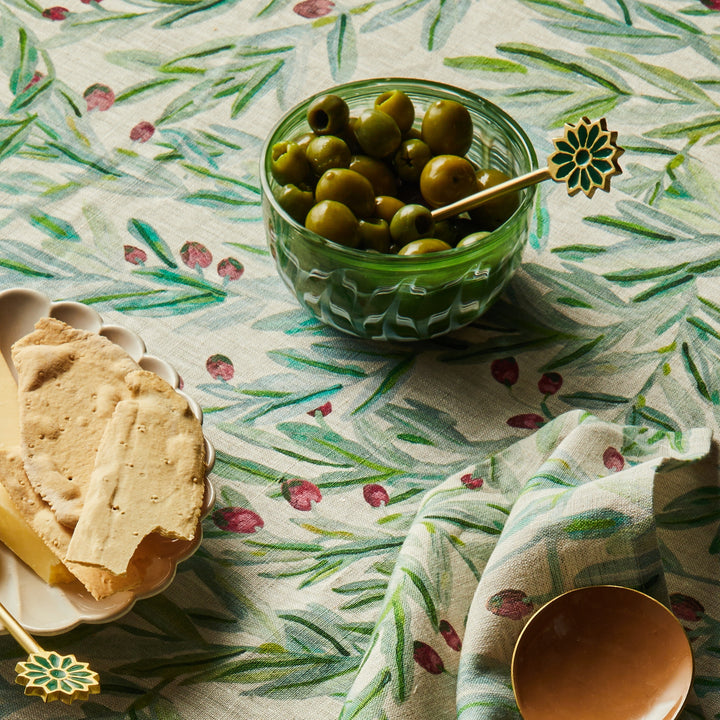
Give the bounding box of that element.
[16,651,99,703]
[547,117,623,197]
[430,117,623,221]
[0,599,100,703]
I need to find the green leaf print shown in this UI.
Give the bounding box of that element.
[127,218,178,268]
[563,509,632,539]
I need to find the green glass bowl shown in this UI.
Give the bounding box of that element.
[260,78,537,342]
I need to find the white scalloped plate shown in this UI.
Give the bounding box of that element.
[0,288,215,636]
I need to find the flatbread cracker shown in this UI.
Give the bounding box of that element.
[66,370,205,576]
[0,448,147,599]
[12,317,140,527]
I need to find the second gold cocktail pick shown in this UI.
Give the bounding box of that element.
[0,599,99,703]
[431,116,624,221]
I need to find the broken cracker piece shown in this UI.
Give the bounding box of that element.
[12,317,140,527]
[0,448,148,600]
[66,369,205,576]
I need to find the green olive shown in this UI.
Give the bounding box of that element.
[374,90,415,134]
[394,138,432,184]
[306,135,351,176]
[375,195,405,224]
[293,131,317,153]
[349,155,397,197]
[397,238,452,255]
[389,203,435,245]
[270,141,310,186]
[358,218,392,253]
[419,154,478,208]
[456,230,492,248]
[403,127,422,141]
[307,94,350,136]
[315,168,376,218]
[421,99,473,156]
[469,168,519,229]
[354,108,402,159]
[305,199,360,248]
[275,183,314,224]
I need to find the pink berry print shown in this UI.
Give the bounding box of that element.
[507,413,545,430]
[83,84,115,112]
[281,479,322,511]
[460,473,484,490]
[413,641,444,674]
[206,354,234,381]
[80,0,102,3]
[217,257,244,280]
[42,6,68,19]
[603,447,624,472]
[363,484,389,507]
[293,0,335,18]
[307,401,332,417]
[486,589,534,620]
[701,0,720,8]
[22,72,43,92]
[491,357,519,386]
[538,372,563,395]
[439,620,462,651]
[213,507,264,534]
[181,241,212,269]
[670,593,704,622]
[130,121,155,142]
[124,245,147,265]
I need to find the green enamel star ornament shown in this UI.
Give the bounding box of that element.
[16,651,100,703]
[547,117,624,197]
[431,117,624,222]
[0,600,100,704]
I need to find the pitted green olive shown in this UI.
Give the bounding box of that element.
[374,90,415,134]
[354,109,402,159]
[307,94,350,136]
[456,230,492,248]
[275,183,314,224]
[305,199,360,248]
[389,203,435,245]
[270,141,310,186]
[469,168,519,229]
[358,218,392,253]
[421,99,473,156]
[293,131,317,153]
[394,138,432,184]
[349,155,397,197]
[306,135,351,176]
[315,168,376,218]
[419,154,478,208]
[397,238,452,255]
[375,195,405,224]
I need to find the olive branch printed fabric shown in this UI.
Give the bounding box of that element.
[0,1,720,719]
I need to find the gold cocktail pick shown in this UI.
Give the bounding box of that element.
[431,117,624,221]
[0,599,100,703]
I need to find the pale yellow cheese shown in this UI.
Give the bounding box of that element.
[0,349,72,585]
[0,349,20,450]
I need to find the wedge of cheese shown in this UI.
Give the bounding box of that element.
[0,349,73,585]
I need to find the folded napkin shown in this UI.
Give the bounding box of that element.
[339,410,713,720]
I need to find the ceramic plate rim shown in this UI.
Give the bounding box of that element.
[0,287,215,635]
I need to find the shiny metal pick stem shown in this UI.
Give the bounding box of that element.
[0,600,42,655]
[430,167,551,222]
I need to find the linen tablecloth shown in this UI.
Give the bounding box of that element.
[1,1,720,718]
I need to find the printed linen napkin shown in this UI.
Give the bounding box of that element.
[339,409,713,720]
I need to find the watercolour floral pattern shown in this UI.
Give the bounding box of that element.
[0,1,719,720]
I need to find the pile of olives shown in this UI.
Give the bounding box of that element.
[270,90,520,256]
